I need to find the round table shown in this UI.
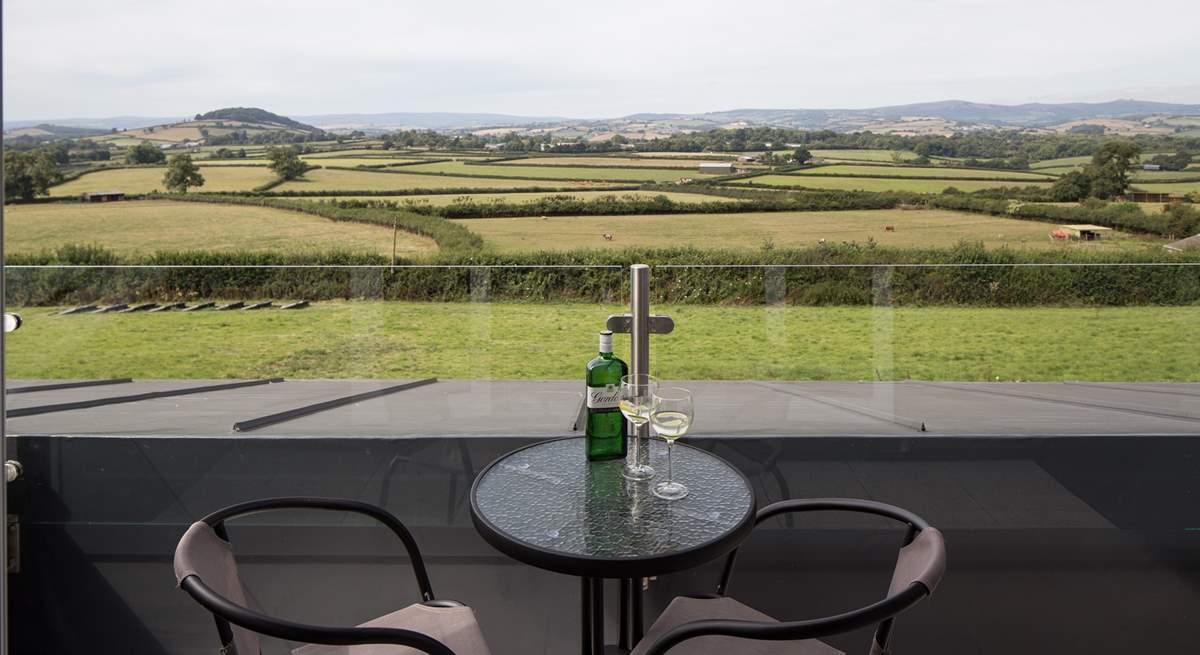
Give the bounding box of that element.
[470,437,756,655]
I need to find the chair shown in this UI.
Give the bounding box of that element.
[173,496,491,655]
[633,498,945,655]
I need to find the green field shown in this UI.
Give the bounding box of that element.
[810,149,918,163]
[298,157,425,167]
[301,190,739,206]
[197,159,270,166]
[453,209,1153,252]
[1131,170,1200,182]
[399,160,714,182]
[3,200,437,256]
[1031,156,1093,169]
[793,164,1055,180]
[50,166,278,195]
[1133,181,1200,194]
[273,168,620,192]
[728,176,1052,193]
[7,302,1196,381]
[497,156,746,168]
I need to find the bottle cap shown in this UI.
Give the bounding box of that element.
[599,330,613,353]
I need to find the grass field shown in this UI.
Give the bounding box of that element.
[1031,156,1093,169]
[497,156,747,168]
[399,160,714,182]
[1132,181,1200,194]
[793,165,1055,180]
[7,302,1196,381]
[3,200,437,256]
[299,157,426,167]
[273,168,620,192]
[50,166,278,195]
[301,190,740,205]
[1131,170,1200,182]
[453,209,1153,252]
[197,159,270,166]
[810,149,918,162]
[728,176,1053,193]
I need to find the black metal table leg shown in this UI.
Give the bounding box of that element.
[631,577,644,644]
[619,578,631,651]
[590,577,604,655]
[581,577,592,655]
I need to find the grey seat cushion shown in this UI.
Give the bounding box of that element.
[292,603,490,655]
[631,596,844,655]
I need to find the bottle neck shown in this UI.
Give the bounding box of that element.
[598,350,614,360]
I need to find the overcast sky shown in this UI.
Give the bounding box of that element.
[4,0,1199,120]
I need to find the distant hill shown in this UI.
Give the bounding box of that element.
[295,111,571,132]
[195,107,320,132]
[4,123,110,139]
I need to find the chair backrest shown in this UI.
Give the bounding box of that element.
[174,521,261,655]
[887,527,946,596]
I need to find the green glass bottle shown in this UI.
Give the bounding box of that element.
[585,330,628,461]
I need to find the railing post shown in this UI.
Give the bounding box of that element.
[629,264,651,474]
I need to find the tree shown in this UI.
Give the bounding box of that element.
[267,146,307,180]
[1050,170,1093,202]
[1087,141,1141,199]
[127,141,166,164]
[3,150,61,200]
[162,154,205,193]
[793,148,813,164]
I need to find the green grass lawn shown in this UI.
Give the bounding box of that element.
[399,160,714,182]
[496,156,736,168]
[792,164,1055,180]
[300,190,740,206]
[1032,156,1094,169]
[1132,181,1200,194]
[50,166,278,195]
[274,168,621,192]
[6,302,1196,381]
[728,176,1053,193]
[809,149,918,163]
[454,209,1155,253]
[1131,170,1200,182]
[3,200,437,256]
[299,157,426,167]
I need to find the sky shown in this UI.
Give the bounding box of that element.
[4,0,1199,120]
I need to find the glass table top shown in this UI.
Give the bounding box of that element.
[471,437,754,568]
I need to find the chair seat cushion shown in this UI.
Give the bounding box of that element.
[631,596,844,655]
[292,603,490,655]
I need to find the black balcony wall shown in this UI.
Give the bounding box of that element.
[5,434,1199,655]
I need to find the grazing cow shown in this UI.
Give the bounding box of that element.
[884,225,895,232]
[603,233,614,241]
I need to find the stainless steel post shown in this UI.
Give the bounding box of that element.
[628,265,651,473]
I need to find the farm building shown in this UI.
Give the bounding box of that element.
[1059,224,1113,240]
[1122,192,1175,203]
[1142,164,1162,171]
[699,162,735,174]
[1165,234,1200,252]
[737,155,758,163]
[82,191,125,202]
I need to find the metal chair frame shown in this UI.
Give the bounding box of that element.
[641,498,942,655]
[176,496,458,655]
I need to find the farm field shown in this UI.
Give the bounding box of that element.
[197,159,270,166]
[399,160,714,182]
[792,164,1055,180]
[1131,170,1200,182]
[273,168,621,192]
[1032,156,1093,169]
[49,166,278,195]
[452,209,1153,252]
[727,175,1052,193]
[810,149,919,162]
[302,190,739,205]
[495,156,748,168]
[299,157,426,167]
[8,302,1196,381]
[3,200,436,257]
[1133,181,1200,194]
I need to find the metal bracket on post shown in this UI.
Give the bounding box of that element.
[604,314,674,336]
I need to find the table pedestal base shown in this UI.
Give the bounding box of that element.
[581,577,644,655]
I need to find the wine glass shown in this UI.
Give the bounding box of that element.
[619,374,657,481]
[650,387,693,501]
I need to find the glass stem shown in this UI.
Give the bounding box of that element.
[667,440,674,483]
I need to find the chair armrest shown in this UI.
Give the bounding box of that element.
[181,576,456,655]
[200,496,436,601]
[640,584,928,655]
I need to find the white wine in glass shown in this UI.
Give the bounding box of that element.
[651,387,693,501]
[619,374,658,481]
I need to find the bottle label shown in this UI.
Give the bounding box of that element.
[587,384,620,409]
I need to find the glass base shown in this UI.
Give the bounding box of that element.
[653,480,689,500]
[622,463,656,481]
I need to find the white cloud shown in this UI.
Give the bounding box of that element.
[4,0,1198,119]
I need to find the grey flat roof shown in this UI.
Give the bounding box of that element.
[6,379,1198,438]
